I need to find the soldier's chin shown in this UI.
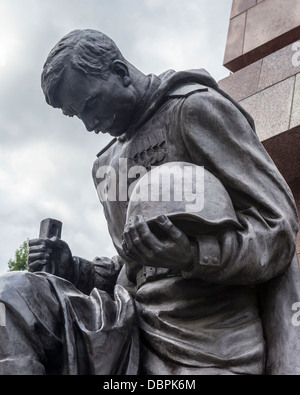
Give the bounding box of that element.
[107,127,126,137]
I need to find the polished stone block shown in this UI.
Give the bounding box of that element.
[240,76,295,141]
[263,128,300,183]
[220,42,300,101]
[224,0,300,71]
[244,0,300,54]
[230,0,256,19]
[263,129,300,260]
[223,12,246,67]
[223,0,300,262]
[219,60,262,101]
[258,43,300,91]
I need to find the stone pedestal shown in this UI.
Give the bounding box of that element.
[220,0,300,259]
[224,0,300,72]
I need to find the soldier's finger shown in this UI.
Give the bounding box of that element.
[129,218,153,256]
[29,245,49,254]
[28,252,50,263]
[28,238,47,247]
[123,227,134,251]
[44,238,56,248]
[122,240,139,262]
[123,230,145,260]
[28,260,47,272]
[155,216,182,241]
[135,216,161,249]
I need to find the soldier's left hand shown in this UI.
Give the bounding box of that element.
[122,215,197,272]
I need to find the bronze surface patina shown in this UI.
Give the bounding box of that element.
[0,29,299,375]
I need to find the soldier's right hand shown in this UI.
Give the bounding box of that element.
[28,237,77,284]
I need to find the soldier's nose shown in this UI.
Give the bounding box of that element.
[81,115,100,132]
[84,122,95,132]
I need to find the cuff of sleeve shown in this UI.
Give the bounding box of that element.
[73,256,95,294]
[181,235,221,279]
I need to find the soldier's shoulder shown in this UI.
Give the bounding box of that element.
[180,83,228,115]
[167,82,210,99]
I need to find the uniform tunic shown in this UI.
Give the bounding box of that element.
[90,69,298,374]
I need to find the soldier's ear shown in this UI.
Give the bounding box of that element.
[112,60,131,87]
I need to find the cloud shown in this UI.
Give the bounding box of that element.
[0,0,232,272]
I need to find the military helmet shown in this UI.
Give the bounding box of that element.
[126,162,241,237]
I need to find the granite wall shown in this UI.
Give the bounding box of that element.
[219,42,300,182]
[224,0,300,72]
[220,0,300,262]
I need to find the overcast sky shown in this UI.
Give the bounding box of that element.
[0,0,232,273]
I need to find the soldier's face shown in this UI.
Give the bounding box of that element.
[56,67,138,137]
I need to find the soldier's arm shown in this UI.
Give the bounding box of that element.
[179,89,298,285]
[72,255,123,295]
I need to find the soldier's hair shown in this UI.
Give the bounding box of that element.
[41,29,124,108]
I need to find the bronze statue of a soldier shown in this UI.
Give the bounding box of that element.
[0,29,299,375]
